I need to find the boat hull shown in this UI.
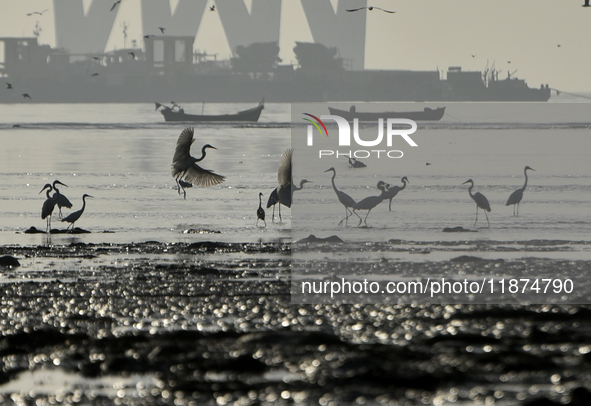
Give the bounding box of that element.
[160,103,264,122]
[328,106,446,121]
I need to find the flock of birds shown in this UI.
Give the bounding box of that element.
[36,126,536,233]
[170,127,536,230]
[38,180,93,234]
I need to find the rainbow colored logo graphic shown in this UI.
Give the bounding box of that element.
[303,113,328,137]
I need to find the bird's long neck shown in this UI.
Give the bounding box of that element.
[46,188,52,199]
[195,146,208,163]
[522,168,529,191]
[258,194,262,208]
[330,172,338,192]
[467,183,474,198]
[400,179,407,190]
[53,185,60,195]
[80,197,87,213]
[293,180,305,192]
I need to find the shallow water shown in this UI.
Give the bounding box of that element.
[0,102,590,405]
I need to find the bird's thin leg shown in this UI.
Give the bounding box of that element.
[176,178,181,195]
[278,204,282,223]
[516,203,519,216]
[484,211,490,228]
[271,205,275,222]
[474,205,478,227]
[338,206,349,226]
[389,199,393,211]
[59,207,63,218]
[354,210,362,227]
[364,209,372,227]
[263,220,266,227]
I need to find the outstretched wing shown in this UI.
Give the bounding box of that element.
[277,148,293,188]
[183,164,225,187]
[375,7,395,13]
[346,7,366,12]
[171,127,195,176]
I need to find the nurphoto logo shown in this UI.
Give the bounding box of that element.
[304,113,418,159]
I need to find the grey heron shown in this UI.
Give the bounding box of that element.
[348,157,367,168]
[39,184,56,233]
[506,166,535,216]
[61,194,93,231]
[257,192,266,227]
[462,179,491,228]
[52,180,72,218]
[383,176,409,211]
[352,181,389,227]
[171,127,225,199]
[324,167,360,226]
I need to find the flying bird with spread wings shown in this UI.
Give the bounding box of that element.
[346,6,395,13]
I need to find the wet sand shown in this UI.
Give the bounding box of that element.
[0,241,590,405]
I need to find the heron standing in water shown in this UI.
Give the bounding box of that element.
[352,181,389,227]
[506,166,535,216]
[257,192,266,227]
[61,194,93,231]
[39,183,56,233]
[272,149,311,222]
[52,180,72,218]
[382,176,409,211]
[462,179,491,228]
[324,167,360,226]
[171,127,225,199]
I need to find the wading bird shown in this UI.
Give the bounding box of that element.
[257,192,266,227]
[348,157,367,168]
[346,6,395,13]
[171,127,225,199]
[39,184,56,233]
[324,167,360,226]
[62,194,93,231]
[271,149,311,222]
[505,166,535,216]
[352,181,389,227]
[51,180,72,218]
[266,188,279,222]
[383,176,409,211]
[462,179,491,228]
[584,0,590,7]
[210,5,216,11]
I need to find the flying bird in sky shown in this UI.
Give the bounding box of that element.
[5,83,12,89]
[110,0,122,12]
[22,93,31,99]
[346,6,395,13]
[27,9,48,16]
[158,27,166,34]
[91,73,99,77]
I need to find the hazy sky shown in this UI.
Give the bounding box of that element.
[1,0,590,92]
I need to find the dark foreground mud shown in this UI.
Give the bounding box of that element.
[0,241,590,405]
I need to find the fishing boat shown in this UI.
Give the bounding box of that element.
[328,106,446,121]
[156,99,264,122]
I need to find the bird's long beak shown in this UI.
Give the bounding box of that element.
[461,180,470,185]
[56,181,68,187]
